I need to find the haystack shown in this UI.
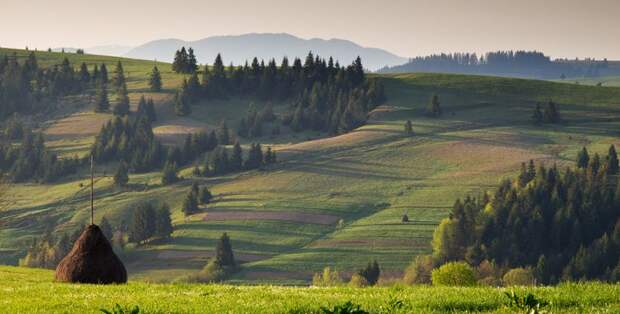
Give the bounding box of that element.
[55,224,127,284]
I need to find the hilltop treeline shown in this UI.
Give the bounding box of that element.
[0,121,80,182]
[174,50,386,134]
[379,51,613,79]
[0,52,109,119]
[432,146,620,283]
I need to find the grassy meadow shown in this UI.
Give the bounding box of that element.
[1,266,619,313]
[2,48,620,286]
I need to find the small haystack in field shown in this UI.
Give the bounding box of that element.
[55,224,127,284]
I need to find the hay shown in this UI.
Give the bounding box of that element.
[55,225,127,284]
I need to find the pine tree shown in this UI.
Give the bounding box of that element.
[113,83,130,116]
[99,216,113,241]
[161,162,179,185]
[404,120,413,134]
[215,232,235,267]
[100,63,109,84]
[78,62,90,85]
[129,202,156,243]
[149,65,162,92]
[217,120,230,145]
[577,147,590,169]
[606,145,619,175]
[174,91,191,116]
[155,203,173,238]
[187,47,198,73]
[532,103,544,125]
[427,94,442,117]
[114,162,129,187]
[230,141,243,170]
[199,186,213,205]
[182,189,199,216]
[112,61,126,90]
[94,81,109,112]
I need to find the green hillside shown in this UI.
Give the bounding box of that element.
[2,49,620,284]
[1,266,619,313]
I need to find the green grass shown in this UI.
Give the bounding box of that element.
[2,50,620,284]
[1,266,619,313]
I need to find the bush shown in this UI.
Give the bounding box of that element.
[503,267,536,286]
[312,267,343,287]
[476,260,502,286]
[182,259,227,283]
[403,255,433,284]
[348,273,369,287]
[431,262,476,286]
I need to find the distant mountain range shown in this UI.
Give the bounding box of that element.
[123,33,407,71]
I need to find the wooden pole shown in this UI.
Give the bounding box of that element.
[90,154,94,225]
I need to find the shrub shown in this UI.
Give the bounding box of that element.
[312,267,343,287]
[503,267,536,286]
[348,273,369,287]
[182,259,227,283]
[476,260,502,286]
[320,301,368,314]
[431,262,476,286]
[403,255,433,284]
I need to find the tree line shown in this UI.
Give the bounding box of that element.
[0,124,80,182]
[431,145,620,283]
[0,52,95,119]
[172,50,386,134]
[379,50,613,79]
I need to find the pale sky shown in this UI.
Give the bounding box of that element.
[1,0,619,59]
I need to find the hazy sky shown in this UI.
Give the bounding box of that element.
[1,0,619,59]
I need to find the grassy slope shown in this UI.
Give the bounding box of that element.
[1,266,619,313]
[2,49,620,284]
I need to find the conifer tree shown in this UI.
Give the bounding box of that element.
[99,63,109,84]
[577,147,590,169]
[230,141,243,170]
[427,94,442,117]
[112,61,126,90]
[78,62,90,85]
[129,202,156,244]
[149,65,162,92]
[215,232,235,267]
[94,81,110,112]
[606,145,619,175]
[199,186,213,205]
[113,83,130,116]
[114,162,129,187]
[174,91,191,116]
[217,120,230,145]
[161,162,179,185]
[155,203,173,238]
[532,103,544,125]
[182,188,199,216]
[187,47,198,73]
[404,120,413,134]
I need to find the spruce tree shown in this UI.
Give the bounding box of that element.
[112,61,126,90]
[187,47,198,73]
[606,145,619,175]
[427,94,442,117]
[174,91,191,116]
[217,120,230,145]
[113,83,130,116]
[182,189,199,216]
[577,147,590,169]
[161,162,179,185]
[155,203,173,238]
[94,81,109,112]
[404,120,413,134]
[230,141,243,170]
[199,186,213,205]
[99,63,109,84]
[532,103,543,125]
[114,162,129,187]
[149,65,162,92]
[215,232,235,268]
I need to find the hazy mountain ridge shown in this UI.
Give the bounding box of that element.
[124,33,407,70]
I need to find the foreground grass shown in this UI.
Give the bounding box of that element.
[1,267,618,313]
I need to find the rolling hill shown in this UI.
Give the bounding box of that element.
[1,48,620,284]
[124,33,408,71]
